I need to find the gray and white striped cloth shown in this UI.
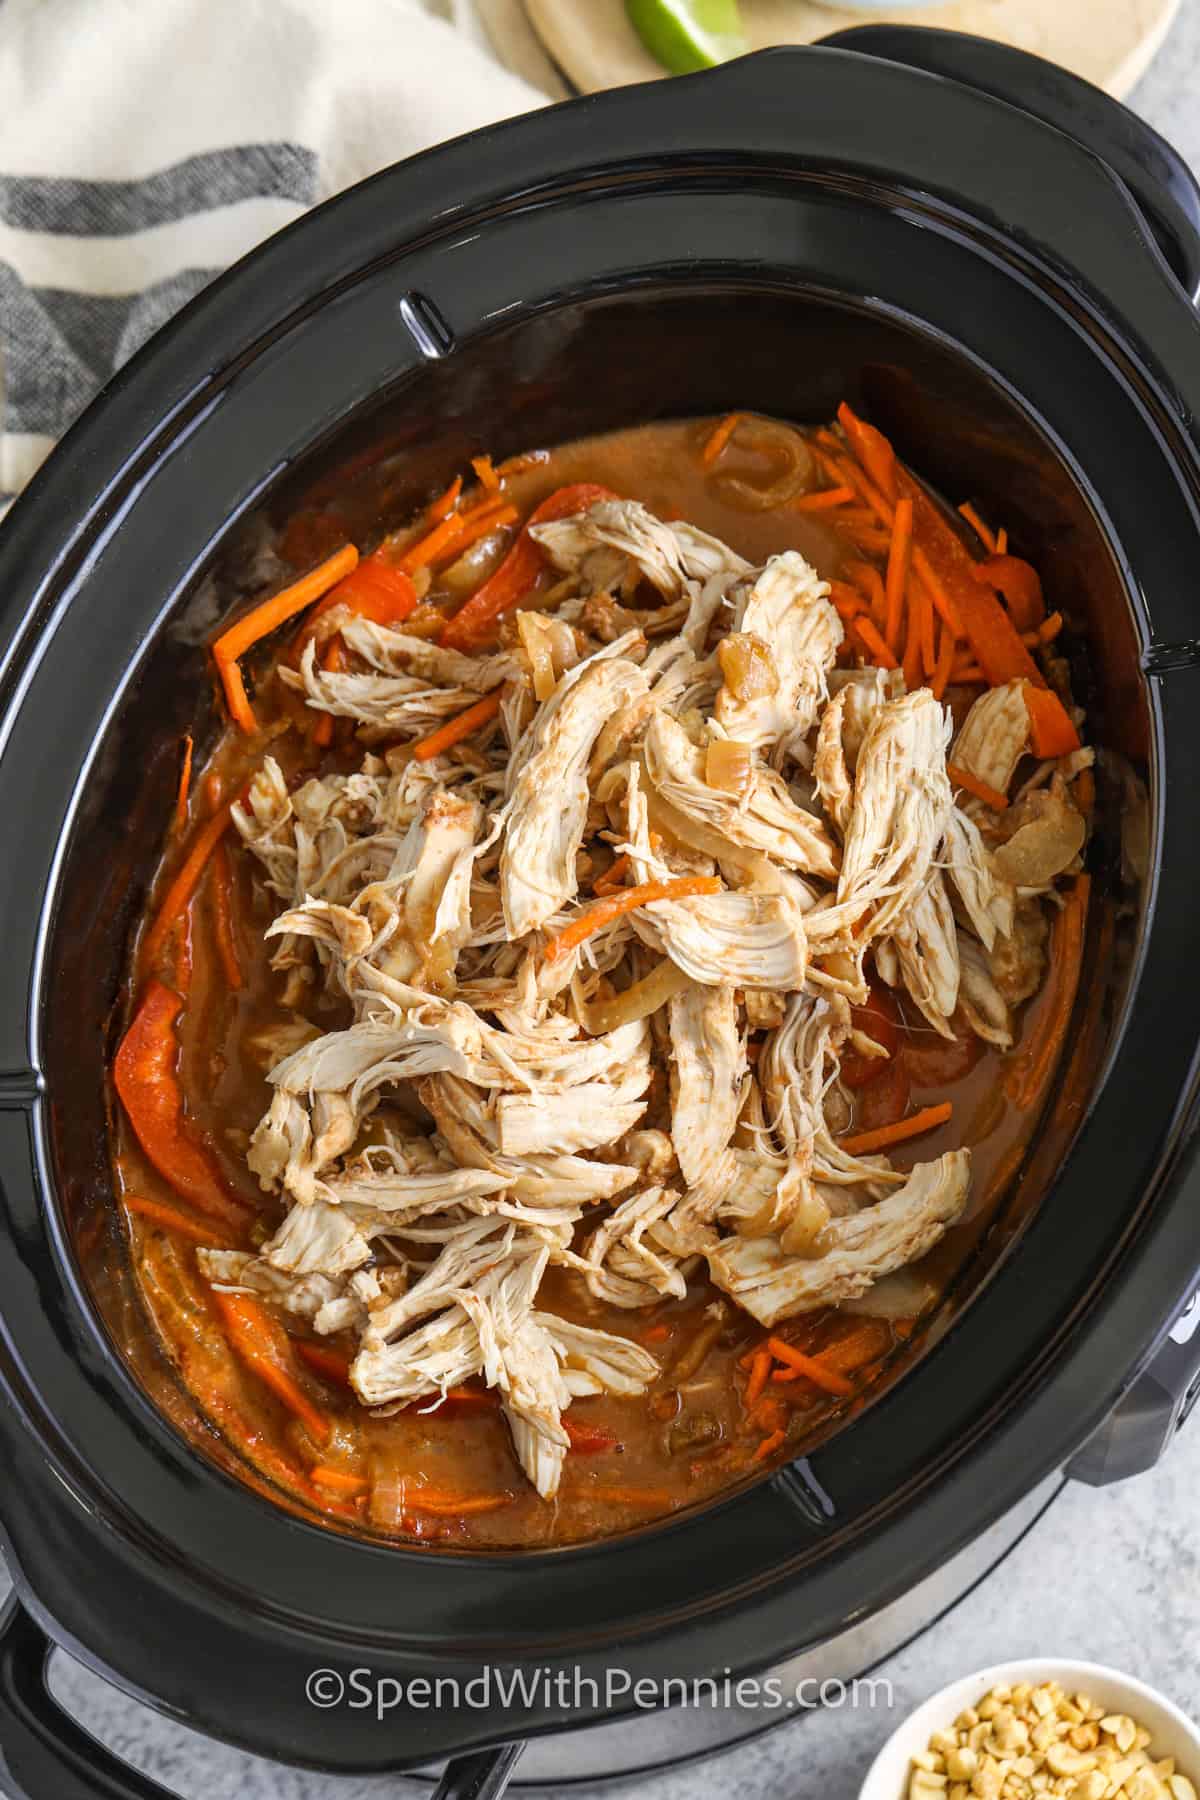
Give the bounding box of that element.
[0,0,545,508]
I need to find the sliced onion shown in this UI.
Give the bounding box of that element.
[716,632,778,701]
[991,798,1086,887]
[705,737,754,798]
[579,957,692,1036]
[517,610,558,702]
[712,419,814,512]
[841,1269,939,1320]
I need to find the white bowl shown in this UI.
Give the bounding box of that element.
[860,1660,1200,1800]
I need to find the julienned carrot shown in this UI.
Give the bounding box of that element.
[744,1346,772,1408]
[701,412,743,467]
[411,689,504,762]
[141,803,232,967]
[311,639,341,749]
[792,484,855,511]
[958,502,997,553]
[173,735,193,835]
[397,510,468,574]
[948,762,1009,811]
[543,876,722,964]
[851,614,898,671]
[837,402,897,501]
[209,839,243,989]
[211,1289,331,1445]
[1011,873,1091,1108]
[124,1192,236,1247]
[471,454,500,492]
[310,1467,367,1495]
[594,852,633,895]
[114,982,249,1225]
[843,559,887,624]
[753,1429,787,1463]
[294,1340,353,1385]
[429,474,463,521]
[902,576,924,692]
[431,499,518,566]
[404,1491,513,1516]
[1024,681,1081,758]
[883,496,912,651]
[440,483,616,649]
[829,580,866,620]
[213,545,359,733]
[767,1337,856,1397]
[931,623,956,701]
[839,1100,953,1157]
[817,439,895,530]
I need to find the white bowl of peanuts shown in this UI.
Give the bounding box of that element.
[861,1662,1200,1800]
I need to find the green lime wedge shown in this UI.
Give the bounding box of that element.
[625,0,747,74]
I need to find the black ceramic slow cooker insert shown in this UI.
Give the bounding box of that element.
[1,29,1200,1799]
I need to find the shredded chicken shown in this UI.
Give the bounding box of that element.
[196,487,1087,1501]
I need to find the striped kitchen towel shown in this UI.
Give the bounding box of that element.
[0,0,545,508]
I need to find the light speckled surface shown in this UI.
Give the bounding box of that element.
[4,12,1200,1795]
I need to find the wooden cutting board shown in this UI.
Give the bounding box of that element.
[518,0,1179,99]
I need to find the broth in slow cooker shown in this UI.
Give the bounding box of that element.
[109,411,1092,1546]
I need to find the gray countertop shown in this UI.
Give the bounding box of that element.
[4,8,1200,1794]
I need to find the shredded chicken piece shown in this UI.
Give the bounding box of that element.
[715,550,841,754]
[952,680,1030,798]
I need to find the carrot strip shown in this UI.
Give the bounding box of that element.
[294,1341,353,1385]
[744,1346,772,1408]
[471,455,501,492]
[948,762,1009,811]
[209,839,243,989]
[124,1193,235,1247]
[767,1337,856,1397]
[397,510,467,574]
[850,615,899,671]
[931,622,956,701]
[883,496,913,651]
[173,735,194,835]
[411,689,504,762]
[901,574,924,691]
[792,484,855,511]
[428,474,463,522]
[640,1321,672,1343]
[1011,873,1091,1108]
[141,804,232,967]
[440,483,616,650]
[1024,682,1081,758]
[310,1467,367,1495]
[828,579,867,620]
[213,545,358,733]
[114,981,248,1224]
[839,1100,953,1156]
[837,402,898,501]
[404,1492,513,1517]
[431,500,518,567]
[843,559,887,625]
[543,876,722,964]
[820,446,895,530]
[958,502,997,553]
[996,527,1009,555]
[753,1429,787,1463]
[701,412,743,467]
[311,639,341,749]
[594,852,632,895]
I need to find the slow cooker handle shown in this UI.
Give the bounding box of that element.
[817,25,1200,305]
[1065,1290,1200,1487]
[0,1594,178,1799]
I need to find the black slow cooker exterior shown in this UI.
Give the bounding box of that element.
[2,34,1200,1794]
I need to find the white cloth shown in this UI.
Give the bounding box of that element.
[0,0,548,502]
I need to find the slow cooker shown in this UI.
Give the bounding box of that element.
[1,27,1199,1799]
